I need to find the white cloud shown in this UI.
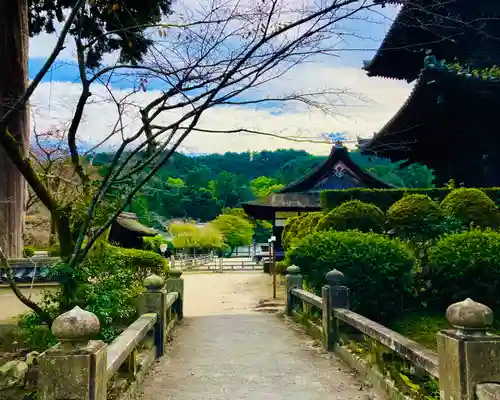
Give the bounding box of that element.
[30,63,412,155]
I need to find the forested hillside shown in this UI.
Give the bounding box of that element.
[91,148,435,227]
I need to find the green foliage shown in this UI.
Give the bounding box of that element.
[427,230,500,309]
[281,214,308,250]
[250,176,284,198]
[117,246,168,277]
[23,246,36,257]
[296,212,324,238]
[440,188,500,229]
[92,148,438,224]
[17,311,58,352]
[316,200,384,233]
[208,171,252,209]
[321,187,500,211]
[287,230,415,321]
[143,235,173,253]
[447,62,500,81]
[350,150,436,188]
[386,195,443,239]
[211,214,254,251]
[390,313,450,350]
[170,222,224,250]
[19,243,162,347]
[48,243,61,257]
[275,260,289,275]
[222,207,272,242]
[29,0,173,68]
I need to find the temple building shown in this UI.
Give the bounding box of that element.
[242,144,393,256]
[108,212,157,249]
[361,0,500,186]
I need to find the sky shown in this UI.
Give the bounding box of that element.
[28,0,413,156]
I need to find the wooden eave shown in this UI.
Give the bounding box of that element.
[361,67,500,160]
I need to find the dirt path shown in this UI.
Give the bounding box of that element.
[139,272,380,400]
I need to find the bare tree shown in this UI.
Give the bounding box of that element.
[0,0,383,323]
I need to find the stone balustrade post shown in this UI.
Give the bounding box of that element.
[138,274,167,358]
[285,265,302,316]
[322,269,350,351]
[437,298,500,400]
[166,267,184,320]
[38,306,107,400]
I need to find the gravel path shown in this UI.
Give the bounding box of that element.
[139,272,380,400]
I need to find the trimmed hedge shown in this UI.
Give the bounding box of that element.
[317,200,385,233]
[386,194,442,239]
[296,212,324,237]
[320,187,500,211]
[287,230,414,321]
[440,188,500,229]
[427,230,500,309]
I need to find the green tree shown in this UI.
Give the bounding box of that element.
[350,150,435,188]
[170,222,223,251]
[211,214,254,253]
[250,176,284,198]
[222,207,272,243]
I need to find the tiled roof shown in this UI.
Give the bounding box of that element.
[0,257,60,284]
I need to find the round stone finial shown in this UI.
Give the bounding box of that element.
[446,298,493,332]
[325,269,345,285]
[169,267,183,278]
[143,273,165,291]
[51,306,100,345]
[286,265,300,275]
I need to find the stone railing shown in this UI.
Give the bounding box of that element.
[285,265,500,400]
[37,267,184,400]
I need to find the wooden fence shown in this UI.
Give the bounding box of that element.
[285,265,500,400]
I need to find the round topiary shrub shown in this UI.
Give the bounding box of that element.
[386,194,443,239]
[316,200,385,233]
[427,230,500,309]
[287,230,415,321]
[440,188,500,229]
[296,212,324,238]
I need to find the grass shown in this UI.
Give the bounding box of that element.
[390,310,500,350]
[390,313,450,350]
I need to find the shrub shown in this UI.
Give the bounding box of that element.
[117,246,168,280]
[386,194,443,239]
[296,212,324,237]
[143,235,172,253]
[440,188,500,228]
[23,246,36,257]
[275,260,289,275]
[282,214,308,250]
[320,187,500,211]
[316,200,384,233]
[427,230,500,309]
[287,230,414,321]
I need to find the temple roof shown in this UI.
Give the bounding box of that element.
[361,65,500,185]
[0,257,61,284]
[364,0,500,82]
[243,144,394,219]
[114,212,157,236]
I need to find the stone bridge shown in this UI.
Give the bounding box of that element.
[31,268,500,400]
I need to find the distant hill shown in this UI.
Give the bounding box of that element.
[90,148,434,226]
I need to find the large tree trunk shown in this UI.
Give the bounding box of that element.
[0,1,29,258]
